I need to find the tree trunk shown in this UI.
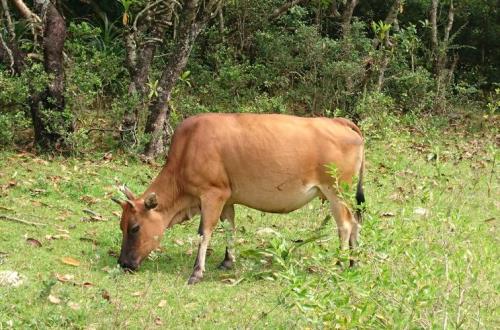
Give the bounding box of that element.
[373,0,401,48]
[143,23,201,157]
[30,0,71,150]
[373,0,402,91]
[376,56,390,92]
[341,0,358,38]
[143,0,220,157]
[430,0,455,110]
[121,0,175,146]
[430,0,439,57]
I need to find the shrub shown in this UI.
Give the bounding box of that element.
[387,68,435,112]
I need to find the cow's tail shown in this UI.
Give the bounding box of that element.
[355,152,365,224]
[333,118,366,223]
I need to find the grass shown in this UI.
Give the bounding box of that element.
[0,113,498,329]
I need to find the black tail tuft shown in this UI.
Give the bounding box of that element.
[356,183,365,206]
[355,157,365,223]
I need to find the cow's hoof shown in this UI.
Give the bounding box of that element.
[187,275,202,285]
[218,260,234,270]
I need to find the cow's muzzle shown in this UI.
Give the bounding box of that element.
[118,258,138,272]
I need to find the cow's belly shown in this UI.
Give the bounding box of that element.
[229,182,321,213]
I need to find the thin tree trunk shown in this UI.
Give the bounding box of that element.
[218,2,224,38]
[121,0,175,146]
[143,0,220,157]
[376,56,390,92]
[431,0,455,110]
[430,0,439,55]
[373,0,402,91]
[373,0,401,48]
[30,0,71,150]
[143,22,201,157]
[341,0,358,38]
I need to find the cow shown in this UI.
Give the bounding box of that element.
[112,113,365,284]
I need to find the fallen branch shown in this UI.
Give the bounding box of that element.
[82,209,106,222]
[86,127,135,134]
[83,209,99,217]
[0,214,47,227]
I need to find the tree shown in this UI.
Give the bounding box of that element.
[29,0,72,150]
[121,0,176,146]
[143,0,222,157]
[430,0,457,109]
[341,0,359,38]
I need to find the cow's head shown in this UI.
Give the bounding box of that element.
[112,186,164,271]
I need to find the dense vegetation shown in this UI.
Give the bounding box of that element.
[0,0,498,155]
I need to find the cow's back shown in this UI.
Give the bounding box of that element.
[167,113,363,212]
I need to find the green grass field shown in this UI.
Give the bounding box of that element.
[0,114,498,329]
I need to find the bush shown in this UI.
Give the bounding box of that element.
[387,68,435,112]
[355,91,395,116]
[0,110,31,146]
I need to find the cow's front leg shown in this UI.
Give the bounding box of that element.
[188,190,228,285]
[218,204,236,270]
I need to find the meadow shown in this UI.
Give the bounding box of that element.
[0,113,498,329]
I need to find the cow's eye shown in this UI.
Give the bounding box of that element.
[130,224,140,234]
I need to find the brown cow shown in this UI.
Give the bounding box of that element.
[112,113,365,284]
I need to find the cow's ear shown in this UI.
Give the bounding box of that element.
[144,193,158,210]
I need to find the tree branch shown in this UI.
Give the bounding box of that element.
[384,0,401,26]
[1,0,16,40]
[269,0,309,20]
[443,0,454,44]
[10,0,41,23]
[0,32,15,74]
[0,214,47,227]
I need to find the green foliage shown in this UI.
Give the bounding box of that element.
[0,0,497,154]
[0,111,31,146]
[355,91,395,116]
[486,88,500,115]
[371,20,392,43]
[0,71,29,106]
[387,68,435,112]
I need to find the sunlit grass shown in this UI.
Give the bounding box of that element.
[0,114,498,328]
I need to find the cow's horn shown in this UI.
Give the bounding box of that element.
[144,193,158,210]
[119,185,135,200]
[111,197,123,205]
[111,197,135,209]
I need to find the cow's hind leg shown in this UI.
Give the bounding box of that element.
[319,185,360,267]
[218,204,236,270]
[188,190,229,285]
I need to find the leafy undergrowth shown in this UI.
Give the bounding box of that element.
[0,113,498,329]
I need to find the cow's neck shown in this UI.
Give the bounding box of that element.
[143,167,190,229]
